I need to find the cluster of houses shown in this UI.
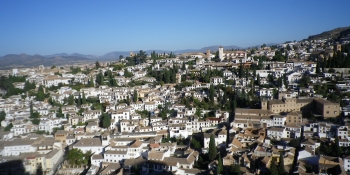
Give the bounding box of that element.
[1,38,350,174]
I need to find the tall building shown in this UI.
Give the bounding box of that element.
[219,46,224,61]
[206,49,211,59]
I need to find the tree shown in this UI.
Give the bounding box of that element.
[209,85,214,102]
[77,94,82,107]
[208,134,217,161]
[190,138,201,149]
[288,139,300,147]
[4,123,13,131]
[217,153,223,174]
[233,91,237,111]
[316,61,320,74]
[89,76,95,87]
[278,152,286,175]
[95,61,100,69]
[239,63,244,78]
[148,111,151,127]
[82,92,87,104]
[256,74,260,86]
[133,90,138,102]
[270,157,279,175]
[32,118,40,125]
[68,95,75,105]
[0,111,5,124]
[30,101,34,117]
[124,69,134,78]
[36,163,43,175]
[328,68,336,73]
[56,107,64,118]
[230,164,241,174]
[95,72,104,85]
[67,148,90,166]
[100,113,111,128]
[195,154,205,169]
[332,137,341,157]
[119,55,123,60]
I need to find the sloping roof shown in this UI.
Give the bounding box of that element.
[74,138,102,147]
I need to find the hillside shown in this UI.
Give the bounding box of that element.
[306,26,350,40]
[0,54,91,69]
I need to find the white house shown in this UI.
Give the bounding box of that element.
[73,138,105,154]
[210,77,223,85]
[267,127,286,140]
[203,130,227,148]
[344,156,350,172]
[2,140,37,156]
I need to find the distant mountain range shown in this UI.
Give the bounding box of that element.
[0,45,269,68]
[2,26,350,69]
[99,45,243,60]
[0,54,92,69]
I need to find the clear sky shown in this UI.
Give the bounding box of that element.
[1,0,350,56]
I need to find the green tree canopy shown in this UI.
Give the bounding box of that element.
[100,113,111,128]
[217,153,223,174]
[4,123,13,131]
[208,134,217,161]
[67,148,91,166]
[270,157,279,175]
[278,152,286,175]
[133,90,138,102]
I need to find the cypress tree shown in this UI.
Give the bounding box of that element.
[278,152,286,175]
[209,85,214,102]
[90,76,94,87]
[133,90,138,102]
[270,157,278,175]
[30,101,33,118]
[101,113,111,128]
[68,95,74,105]
[233,91,237,110]
[217,153,223,174]
[57,107,63,118]
[148,111,151,127]
[77,94,82,107]
[316,61,320,74]
[82,93,86,104]
[208,134,217,161]
[256,74,260,86]
[245,69,249,81]
[239,63,244,78]
[126,96,130,105]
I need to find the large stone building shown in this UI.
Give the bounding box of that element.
[261,97,339,118]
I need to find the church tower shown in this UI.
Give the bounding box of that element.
[219,46,224,61]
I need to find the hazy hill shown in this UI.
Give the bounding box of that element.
[98,46,243,60]
[0,54,90,69]
[45,53,98,59]
[306,26,350,40]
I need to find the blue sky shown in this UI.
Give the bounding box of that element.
[0,0,350,56]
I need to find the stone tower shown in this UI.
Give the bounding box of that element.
[206,49,211,58]
[219,46,224,61]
